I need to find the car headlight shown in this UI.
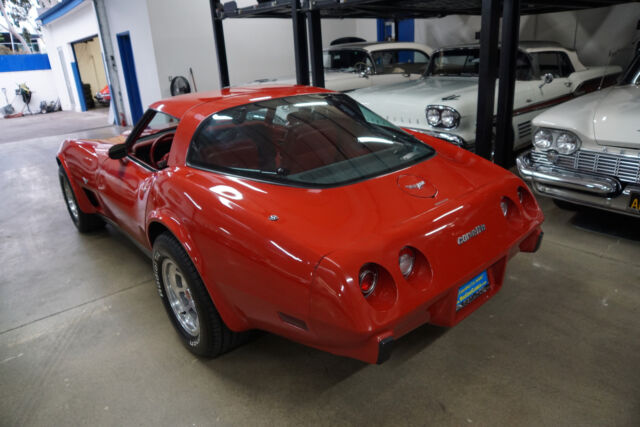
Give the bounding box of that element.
[426,108,440,126]
[556,132,579,155]
[440,109,459,128]
[426,105,459,129]
[533,128,581,154]
[533,129,553,150]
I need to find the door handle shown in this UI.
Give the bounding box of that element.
[564,82,572,87]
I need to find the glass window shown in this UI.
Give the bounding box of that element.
[370,49,430,74]
[427,48,481,76]
[533,52,574,78]
[323,49,372,72]
[187,94,435,187]
[129,110,179,168]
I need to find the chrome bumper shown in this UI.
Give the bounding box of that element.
[517,151,640,217]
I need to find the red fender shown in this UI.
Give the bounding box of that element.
[57,154,99,214]
[145,210,250,332]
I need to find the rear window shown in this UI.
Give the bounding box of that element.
[187,93,435,187]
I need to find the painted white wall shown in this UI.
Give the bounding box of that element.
[104,0,162,126]
[144,0,377,89]
[40,1,102,112]
[416,3,640,68]
[0,69,60,115]
[521,3,640,68]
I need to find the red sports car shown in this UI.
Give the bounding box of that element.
[95,85,111,105]
[57,86,544,364]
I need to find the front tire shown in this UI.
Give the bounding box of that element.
[58,166,104,232]
[152,232,244,357]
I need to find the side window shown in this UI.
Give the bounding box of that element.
[188,110,277,173]
[130,111,179,168]
[515,51,534,81]
[371,50,430,74]
[534,52,574,78]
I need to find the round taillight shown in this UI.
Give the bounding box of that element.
[359,265,378,297]
[398,247,416,278]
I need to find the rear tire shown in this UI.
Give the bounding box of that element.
[152,232,245,357]
[58,166,104,233]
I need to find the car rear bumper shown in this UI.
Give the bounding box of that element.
[517,151,640,218]
[308,227,543,364]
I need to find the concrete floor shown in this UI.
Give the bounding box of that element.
[0,108,110,144]
[1,121,639,426]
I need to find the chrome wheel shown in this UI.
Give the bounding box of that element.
[162,258,199,337]
[62,177,79,222]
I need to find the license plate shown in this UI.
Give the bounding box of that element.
[457,271,490,311]
[629,192,640,213]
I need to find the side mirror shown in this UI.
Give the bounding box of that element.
[108,143,127,160]
[360,66,373,79]
[539,73,554,89]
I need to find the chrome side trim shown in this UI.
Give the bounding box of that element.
[517,152,619,195]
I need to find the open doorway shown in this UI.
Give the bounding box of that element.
[71,35,108,110]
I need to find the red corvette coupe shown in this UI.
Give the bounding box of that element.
[57,86,544,364]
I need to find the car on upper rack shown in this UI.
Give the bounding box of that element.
[517,53,640,218]
[251,40,434,92]
[57,85,544,364]
[349,41,622,152]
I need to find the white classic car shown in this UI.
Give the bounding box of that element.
[350,42,622,151]
[252,41,433,92]
[517,54,640,217]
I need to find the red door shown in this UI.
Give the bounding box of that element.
[98,157,155,246]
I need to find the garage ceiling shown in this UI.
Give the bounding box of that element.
[221,0,634,19]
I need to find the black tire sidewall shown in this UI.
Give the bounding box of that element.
[58,167,82,229]
[152,234,220,356]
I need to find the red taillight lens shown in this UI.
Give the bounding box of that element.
[359,265,378,297]
[398,247,416,278]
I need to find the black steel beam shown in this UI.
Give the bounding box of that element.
[307,9,325,87]
[292,0,310,85]
[210,0,230,88]
[474,0,500,160]
[494,0,521,167]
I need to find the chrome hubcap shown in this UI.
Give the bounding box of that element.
[162,258,199,336]
[62,177,79,222]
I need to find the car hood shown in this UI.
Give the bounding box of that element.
[351,76,478,104]
[592,85,640,149]
[349,77,479,122]
[534,85,640,149]
[249,70,362,86]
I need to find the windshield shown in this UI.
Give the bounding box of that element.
[619,54,640,86]
[323,49,372,72]
[187,93,435,187]
[426,48,481,77]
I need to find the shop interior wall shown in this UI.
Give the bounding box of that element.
[73,37,107,98]
[145,0,377,93]
[415,2,640,68]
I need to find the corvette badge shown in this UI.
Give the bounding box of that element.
[457,224,487,245]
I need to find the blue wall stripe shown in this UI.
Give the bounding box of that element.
[376,19,415,42]
[0,54,51,72]
[70,62,87,112]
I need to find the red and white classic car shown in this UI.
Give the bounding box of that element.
[57,86,544,364]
